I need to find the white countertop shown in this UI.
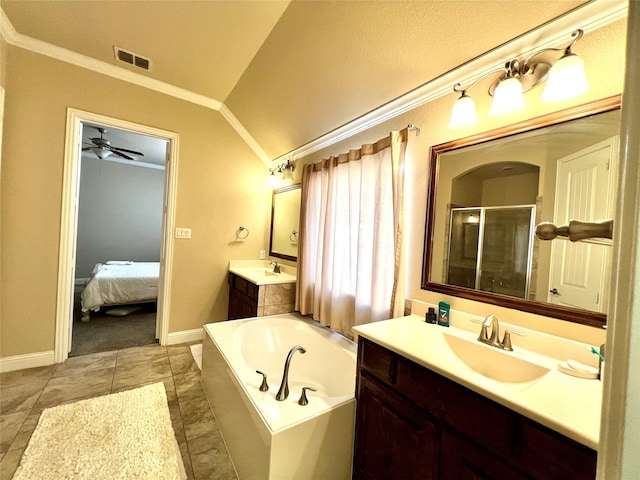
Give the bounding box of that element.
[353,314,602,450]
[229,260,297,285]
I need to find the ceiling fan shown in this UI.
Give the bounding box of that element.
[82,127,144,160]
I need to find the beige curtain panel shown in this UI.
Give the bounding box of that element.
[296,129,408,337]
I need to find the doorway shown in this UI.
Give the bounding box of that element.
[69,122,168,356]
[55,109,179,363]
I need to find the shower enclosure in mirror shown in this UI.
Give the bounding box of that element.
[269,184,301,261]
[446,206,535,299]
[422,96,621,328]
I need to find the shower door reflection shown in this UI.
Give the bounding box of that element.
[447,206,536,299]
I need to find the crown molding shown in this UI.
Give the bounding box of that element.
[0,9,222,110]
[1,2,627,168]
[271,0,628,164]
[0,7,272,164]
[219,104,270,164]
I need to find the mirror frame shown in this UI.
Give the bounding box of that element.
[269,183,301,262]
[421,95,621,328]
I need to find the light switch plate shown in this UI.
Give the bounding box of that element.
[176,228,191,239]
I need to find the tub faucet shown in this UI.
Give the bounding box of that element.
[269,260,281,274]
[276,345,306,401]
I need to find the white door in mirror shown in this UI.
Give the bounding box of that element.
[548,136,618,312]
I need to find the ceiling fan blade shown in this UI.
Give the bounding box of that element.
[82,147,94,151]
[110,150,135,161]
[111,146,145,156]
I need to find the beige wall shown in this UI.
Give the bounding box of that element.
[0,46,273,357]
[292,18,627,345]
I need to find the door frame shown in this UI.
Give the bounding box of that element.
[54,108,179,363]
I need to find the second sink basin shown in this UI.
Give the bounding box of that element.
[230,266,297,285]
[443,332,550,383]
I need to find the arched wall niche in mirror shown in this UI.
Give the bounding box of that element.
[269,184,301,262]
[422,95,621,328]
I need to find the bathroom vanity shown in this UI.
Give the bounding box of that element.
[227,261,297,320]
[353,316,599,480]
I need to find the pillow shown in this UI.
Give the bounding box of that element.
[105,305,143,317]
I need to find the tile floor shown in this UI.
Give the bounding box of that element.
[0,343,238,480]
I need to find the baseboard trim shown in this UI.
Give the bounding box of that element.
[166,328,203,345]
[0,350,56,373]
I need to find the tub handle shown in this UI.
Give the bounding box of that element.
[298,387,317,406]
[255,370,269,392]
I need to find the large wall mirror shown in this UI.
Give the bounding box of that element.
[422,96,621,327]
[269,184,301,261]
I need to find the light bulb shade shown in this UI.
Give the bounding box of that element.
[91,147,112,159]
[282,166,294,181]
[268,171,280,188]
[488,76,525,117]
[448,94,478,130]
[541,53,589,102]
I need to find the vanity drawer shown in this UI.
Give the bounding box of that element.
[359,338,398,386]
[228,273,259,300]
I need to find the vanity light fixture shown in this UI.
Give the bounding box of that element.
[448,29,589,130]
[268,158,296,187]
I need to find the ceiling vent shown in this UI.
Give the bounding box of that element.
[113,46,152,71]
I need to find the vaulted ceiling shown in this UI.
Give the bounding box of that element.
[2,0,594,160]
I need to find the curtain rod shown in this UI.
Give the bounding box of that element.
[407,123,421,136]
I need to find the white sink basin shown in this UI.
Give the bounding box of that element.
[243,268,280,277]
[230,267,297,285]
[443,332,550,383]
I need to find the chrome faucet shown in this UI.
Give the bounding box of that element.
[476,314,525,351]
[269,260,281,274]
[276,345,306,401]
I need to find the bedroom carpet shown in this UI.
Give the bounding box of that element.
[70,302,157,357]
[11,383,186,480]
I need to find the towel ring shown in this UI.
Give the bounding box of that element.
[290,230,298,242]
[236,226,249,239]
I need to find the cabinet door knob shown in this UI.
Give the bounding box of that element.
[549,288,559,295]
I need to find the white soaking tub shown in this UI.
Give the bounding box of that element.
[201,313,357,480]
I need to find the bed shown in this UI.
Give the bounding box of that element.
[80,261,160,321]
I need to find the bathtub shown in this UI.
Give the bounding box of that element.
[201,313,357,480]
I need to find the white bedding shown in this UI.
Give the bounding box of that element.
[81,261,160,312]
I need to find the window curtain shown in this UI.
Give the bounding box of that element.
[295,129,408,337]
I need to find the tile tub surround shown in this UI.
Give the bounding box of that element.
[258,282,296,316]
[0,344,237,480]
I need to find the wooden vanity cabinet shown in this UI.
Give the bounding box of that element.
[353,337,597,480]
[227,272,258,320]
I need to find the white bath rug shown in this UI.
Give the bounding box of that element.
[12,383,186,480]
[190,343,202,370]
